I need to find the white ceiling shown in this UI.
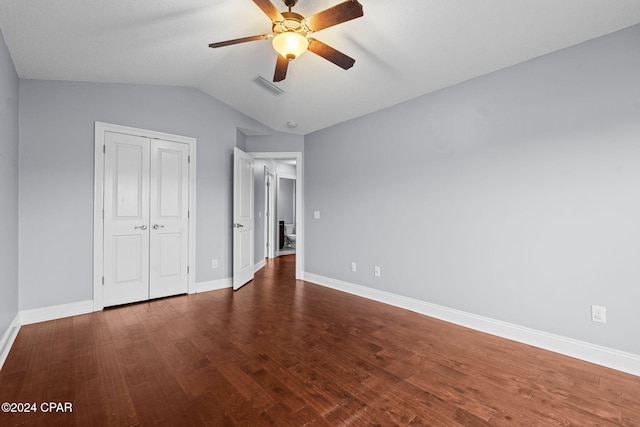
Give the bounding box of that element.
[1,1,640,135]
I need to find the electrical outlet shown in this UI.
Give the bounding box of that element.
[374,266,381,277]
[212,259,218,269]
[313,211,320,219]
[591,305,606,323]
[351,262,357,272]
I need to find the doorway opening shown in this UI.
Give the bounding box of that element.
[250,152,303,281]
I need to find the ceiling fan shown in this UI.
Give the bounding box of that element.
[209,0,364,82]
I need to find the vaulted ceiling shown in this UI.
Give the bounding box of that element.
[1,0,639,135]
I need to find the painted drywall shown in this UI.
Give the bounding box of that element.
[236,128,247,151]
[245,133,304,153]
[278,177,295,225]
[304,24,640,355]
[277,162,296,177]
[17,80,279,311]
[0,28,19,338]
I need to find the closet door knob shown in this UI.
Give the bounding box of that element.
[135,225,147,230]
[153,224,164,229]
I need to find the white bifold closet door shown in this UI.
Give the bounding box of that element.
[103,131,189,307]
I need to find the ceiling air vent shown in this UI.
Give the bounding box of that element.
[254,75,285,96]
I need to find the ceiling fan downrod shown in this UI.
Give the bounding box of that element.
[283,0,298,11]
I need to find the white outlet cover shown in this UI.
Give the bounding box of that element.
[351,262,357,272]
[591,305,606,323]
[313,211,320,219]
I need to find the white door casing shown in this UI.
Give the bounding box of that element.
[265,168,275,259]
[233,147,254,290]
[94,122,196,311]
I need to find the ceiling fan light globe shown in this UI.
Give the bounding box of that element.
[272,31,308,59]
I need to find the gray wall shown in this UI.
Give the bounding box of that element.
[278,177,295,225]
[235,128,247,151]
[0,29,19,338]
[17,80,273,310]
[246,133,304,154]
[304,24,640,355]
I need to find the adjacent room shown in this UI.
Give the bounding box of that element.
[1,0,640,424]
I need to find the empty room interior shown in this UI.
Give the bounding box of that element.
[2,1,640,425]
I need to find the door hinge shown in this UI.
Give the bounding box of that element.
[101,276,104,285]
[188,210,190,219]
[103,145,106,154]
[188,155,191,163]
[187,266,189,274]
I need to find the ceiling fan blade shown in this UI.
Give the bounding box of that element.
[209,34,272,48]
[253,0,285,22]
[308,38,355,70]
[303,0,363,33]
[273,54,289,82]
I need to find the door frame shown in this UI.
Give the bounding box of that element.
[93,122,197,311]
[249,152,303,280]
[264,167,276,259]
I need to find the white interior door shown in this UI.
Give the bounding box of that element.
[103,133,190,306]
[103,132,150,306]
[233,147,254,290]
[265,170,275,259]
[149,139,190,299]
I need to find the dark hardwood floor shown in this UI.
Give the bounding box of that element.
[1,255,640,426]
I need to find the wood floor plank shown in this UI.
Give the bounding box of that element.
[1,254,639,426]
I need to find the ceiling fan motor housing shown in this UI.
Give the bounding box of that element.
[272,11,307,36]
[283,0,298,8]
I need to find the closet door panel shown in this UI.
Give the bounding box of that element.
[103,132,150,306]
[149,139,190,299]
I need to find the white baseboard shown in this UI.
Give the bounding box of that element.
[254,259,266,273]
[192,278,232,294]
[20,300,94,326]
[303,272,640,377]
[0,313,20,371]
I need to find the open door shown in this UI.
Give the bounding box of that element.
[265,169,276,259]
[233,147,255,290]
